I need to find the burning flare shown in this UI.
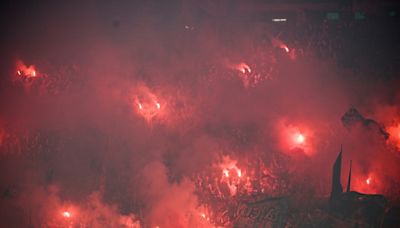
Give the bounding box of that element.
[271,38,290,53]
[387,124,400,150]
[132,84,164,122]
[280,44,290,53]
[15,60,38,79]
[62,211,71,218]
[218,156,243,196]
[278,120,314,156]
[295,133,305,144]
[235,62,251,74]
[366,177,372,185]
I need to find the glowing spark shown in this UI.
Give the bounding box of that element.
[62,211,71,218]
[223,169,229,178]
[280,44,290,53]
[296,133,305,144]
[366,177,372,185]
[235,62,251,74]
[200,212,210,222]
[184,25,195,31]
[272,38,290,53]
[16,60,38,78]
[284,47,289,53]
[132,85,164,122]
[237,169,242,178]
[387,124,400,149]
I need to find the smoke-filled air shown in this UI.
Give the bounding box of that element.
[0,1,399,227]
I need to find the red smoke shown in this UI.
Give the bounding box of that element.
[1,1,400,227]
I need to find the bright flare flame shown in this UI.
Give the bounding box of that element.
[271,38,290,53]
[62,211,71,218]
[223,169,229,178]
[387,124,400,149]
[200,212,210,222]
[218,156,243,196]
[278,121,313,156]
[279,44,290,53]
[133,84,164,122]
[366,177,372,185]
[16,60,38,79]
[295,133,305,144]
[235,62,251,74]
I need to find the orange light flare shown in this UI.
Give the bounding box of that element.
[294,133,305,145]
[15,60,38,79]
[289,129,307,150]
[226,61,260,88]
[220,162,242,180]
[352,172,381,194]
[200,212,210,222]
[62,211,71,219]
[271,38,291,53]
[279,44,290,53]
[197,206,213,225]
[235,62,251,74]
[278,122,314,156]
[365,177,372,185]
[134,99,163,121]
[230,62,258,88]
[217,156,244,196]
[133,86,165,122]
[387,124,400,150]
[223,169,229,178]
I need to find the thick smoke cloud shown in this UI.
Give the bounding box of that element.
[0,0,399,227]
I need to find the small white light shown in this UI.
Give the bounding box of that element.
[272,18,287,22]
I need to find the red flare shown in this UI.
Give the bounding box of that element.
[387,124,400,149]
[278,120,314,156]
[16,60,38,79]
[280,44,290,53]
[234,62,251,74]
[132,84,164,122]
[62,211,71,218]
[295,133,305,144]
[366,177,372,185]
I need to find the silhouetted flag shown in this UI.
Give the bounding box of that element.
[331,146,343,199]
